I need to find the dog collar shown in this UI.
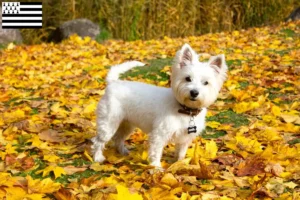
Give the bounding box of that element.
[178,104,202,116]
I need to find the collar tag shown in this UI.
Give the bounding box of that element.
[177,104,201,134]
[188,115,197,134]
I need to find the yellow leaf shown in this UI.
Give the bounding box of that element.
[51,102,61,113]
[83,101,97,116]
[110,185,143,200]
[90,162,116,171]
[204,140,218,160]
[262,115,277,123]
[201,193,219,200]
[160,173,178,187]
[53,166,66,179]
[103,175,119,185]
[220,196,233,200]
[36,165,66,179]
[280,172,292,178]
[160,65,171,73]
[190,195,201,200]
[230,89,251,101]
[5,143,18,155]
[166,158,192,173]
[132,182,143,190]
[28,135,50,150]
[0,173,17,187]
[5,187,45,200]
[44,154,61,163]
[180,192,189,200]
[233,101,259,113]
[27,175,61,193]
[280,113,300,123]
[192,140,218,162]
[144,186,176,199]
[225,136,262,157]
[206,121,220,129]
[277,123,300,133]
[254,128,282,142]
[200,184,215,191]
[3,109,25,123]
[170,187,182,196]
[157,80,169,86]
[7,43,15,50]
[271,105,281,116]
[232,31,239,36]
[84,149,93,162]
[0,117,4,126]
[141,150,148,161]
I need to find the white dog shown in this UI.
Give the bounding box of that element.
[91,44,227,167]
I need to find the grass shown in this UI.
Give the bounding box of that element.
[122,58,173,81]
[0,44,6,50]
[280,28,296,38]
[207,110,250,128]
[202,129,227,139]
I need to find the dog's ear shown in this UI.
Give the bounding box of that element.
[177,44,197,68]
[208,54,227,74]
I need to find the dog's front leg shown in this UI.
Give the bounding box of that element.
[175,141,191,160]
[148,132,168,168]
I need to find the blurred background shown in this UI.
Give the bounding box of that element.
[1,0,299,44]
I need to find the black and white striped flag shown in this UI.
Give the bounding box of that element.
[1,2,42,29]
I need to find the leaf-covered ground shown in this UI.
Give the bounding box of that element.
[0,21,299,200]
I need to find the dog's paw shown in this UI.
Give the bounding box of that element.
[93,152,106,163]
[150,161,162,168]
[149,166,164,173]
[118,147,130,156]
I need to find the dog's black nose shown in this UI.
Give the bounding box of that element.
[190,90,199,98]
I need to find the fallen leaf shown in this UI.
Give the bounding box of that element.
[27,175,61,193]
[160,173,178,187]
[236,156,266,176]
[39,129,66,143]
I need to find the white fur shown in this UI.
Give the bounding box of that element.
[91,44,228,167]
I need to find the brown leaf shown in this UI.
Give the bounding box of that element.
[13,120,29,130]
[264,163,283,177]
[53,188,77,200]
[63,166,88,175]
[214,154,244,166]
[249,188,277,200]
[236,157,266,177]
[5,155,17,166]
[167,160,213,179]
[29,100,47,108]
[21,157,35,170]
[198,161,213,179]
[39,129,66,143]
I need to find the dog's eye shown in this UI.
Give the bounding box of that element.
[185,76,192,82]
[203,81,209,85]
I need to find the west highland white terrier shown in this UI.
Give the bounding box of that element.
[91,44,227,167]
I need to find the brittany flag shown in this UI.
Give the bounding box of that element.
[1,2,42,29]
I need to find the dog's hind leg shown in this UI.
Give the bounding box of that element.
[91,97,124,162]
[113,121,134,155]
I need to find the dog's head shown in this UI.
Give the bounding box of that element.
[171,44,228,109]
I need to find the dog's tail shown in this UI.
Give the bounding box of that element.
[106,61,146,82]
